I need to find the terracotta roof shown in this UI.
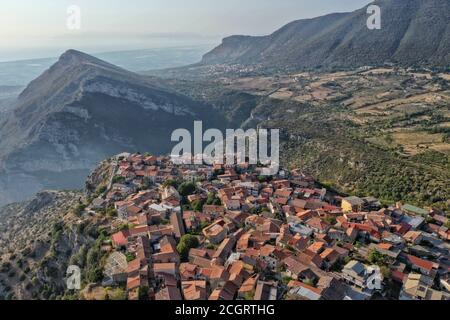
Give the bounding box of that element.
[210,265,229,280]
[284,256,310,274]
[182,281,208,300]
[260,245,276,257]
[209,287,234,300]
[112,230,130,246]
[127,276,141,291]
[307,242,325,254]
[343,196,364,206]
[239,275,259,293]
[288,280,322,295]
[378,243,393,250]
[297,252,323,268]
[404,231,422,242]
[127,205,142,215]
[153,263,177,274]
[320,248,339,262]
[155,286,182,300]
[292,199,307,209]
[391,270,406,283]
[407,255,436,271]
[127,258,144,274]
[273,197,289,205]
[306,217,330,231]
[191,256,212,269]
[274,189,292,198]
[130,225,149,236]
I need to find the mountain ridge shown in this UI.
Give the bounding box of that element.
[0,50,226,206]
[201,0,450,71]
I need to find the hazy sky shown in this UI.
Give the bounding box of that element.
[0,0,371,60]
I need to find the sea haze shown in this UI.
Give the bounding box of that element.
[0,45,214,87]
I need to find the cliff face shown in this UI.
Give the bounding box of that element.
[0,158,121,300]
[85,156,118,195]
[0,50,226,206]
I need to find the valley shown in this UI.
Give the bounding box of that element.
[0,0,449,303]
[0,50,233,206]
[0,51,448,212]
[159,66,450,211]
[212,67,450,157]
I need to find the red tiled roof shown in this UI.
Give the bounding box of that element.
[130,225,149,236]
[288,280,322,294]
[391,270,406,283]
[406,255,435,271]
[127,275,141,291]
[112,230,130,246]
[378,243,393,250]
[307,242,325,254]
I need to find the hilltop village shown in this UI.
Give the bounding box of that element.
[80,153,449,300]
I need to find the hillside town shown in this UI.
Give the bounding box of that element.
[83,153,450,301]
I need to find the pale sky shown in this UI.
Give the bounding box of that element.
[0,0,371,60]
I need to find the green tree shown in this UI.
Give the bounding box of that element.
[142,177,151,190]
[126,253,136,262]
[112,176,126,184]
[95,185,107,196]
[380,266,391,280]
[107,288,127,300]
[257,176,267,183]
[139,285,150,300]
[206,192,221,205]
[325,216,337,225]
[84,235,108,283]
[105,207,118,217]
[243,290,255,300]
[163,179,179,189]
[177,234,200,260]
[73,203,87,217]
[178,182,196,197]
[368,249,388,266]
[191,199,205,212]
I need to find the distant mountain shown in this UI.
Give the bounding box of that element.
[0,50,223,206]
[0,46,215,87]
[202,0,450,70]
